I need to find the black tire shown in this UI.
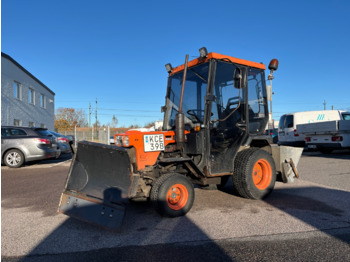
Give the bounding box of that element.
[233,148,276,200]
[4,149,25,168]
[150,173,195,217]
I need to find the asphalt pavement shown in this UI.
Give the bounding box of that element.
[1,150,350,261]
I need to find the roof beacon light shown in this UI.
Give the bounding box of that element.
[268,58,279,80]
[199,47,208,58]
[165,63,173,73]
[268,59,279,72]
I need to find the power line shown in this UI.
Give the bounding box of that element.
[97,113,161,118]
[56,107,160,113]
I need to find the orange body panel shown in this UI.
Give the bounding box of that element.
[115,130,176,171]
[171,52,266,75]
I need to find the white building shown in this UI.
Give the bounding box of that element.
[1,53,55,130]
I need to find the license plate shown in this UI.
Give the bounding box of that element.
[144,134,165,152]
[308,145,317,149]
[52,144,57,147]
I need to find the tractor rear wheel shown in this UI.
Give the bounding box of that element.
[150,173,194,217]
[233,148,276,200]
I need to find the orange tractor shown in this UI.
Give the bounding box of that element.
[59,48,303,230]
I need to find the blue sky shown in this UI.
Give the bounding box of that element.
[2,0,350,127]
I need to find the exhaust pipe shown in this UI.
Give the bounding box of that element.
[176,54,189,150]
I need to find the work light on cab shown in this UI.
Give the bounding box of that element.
[165,63,173,73]
[199,47,208,58]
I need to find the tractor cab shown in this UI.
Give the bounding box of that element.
[163,51,271,174]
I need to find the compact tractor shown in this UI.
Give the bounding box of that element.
[59,48,303,230]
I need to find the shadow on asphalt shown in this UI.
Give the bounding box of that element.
[17,203,234,261]
[302,149,350,160]
[35,153,73,165]
[13,180,350,261]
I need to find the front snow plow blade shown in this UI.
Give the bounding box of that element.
[58,141,133,231]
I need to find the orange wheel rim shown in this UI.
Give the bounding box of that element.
[252,159,272,190]
[166,184,188,210]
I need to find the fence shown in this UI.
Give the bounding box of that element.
[56,126,129,146]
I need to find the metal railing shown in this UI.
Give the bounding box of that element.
[56,126,129,147]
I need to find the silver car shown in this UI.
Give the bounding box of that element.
[48,131,73,154]
[1,126,61,168]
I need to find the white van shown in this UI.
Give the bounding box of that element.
[278,110,344,147]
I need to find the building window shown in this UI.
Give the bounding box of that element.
[28,121,35,127]
[40,123,46,128]
[29,88,35,104]
[14,119,22,126]
[40,94,46,108]
[13,82,22,100]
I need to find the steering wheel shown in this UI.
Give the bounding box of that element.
[186,109,204,123]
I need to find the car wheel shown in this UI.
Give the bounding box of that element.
[150,173,194,217]
[4,149,25,168]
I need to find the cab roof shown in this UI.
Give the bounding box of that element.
[170,52,266,75]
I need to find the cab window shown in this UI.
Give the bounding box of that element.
[247,68,268,134]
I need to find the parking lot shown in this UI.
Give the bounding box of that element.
[1,150,350,261]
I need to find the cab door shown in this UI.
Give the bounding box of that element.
[208,61,247,174]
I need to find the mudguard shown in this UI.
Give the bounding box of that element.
[58,141,134,231]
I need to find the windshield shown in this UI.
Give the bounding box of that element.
[164,63,209,130]
[342,112,350,120]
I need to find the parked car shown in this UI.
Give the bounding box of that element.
[278,110,345,147]
[110,135,115,144]
[265,128,278,144]
[1,126,61,168]
[48,131,74,154]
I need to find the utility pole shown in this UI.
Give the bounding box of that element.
[89,102,91,127]
[89,102,92,141]
[323,100,327,110]
[95,98,98,140]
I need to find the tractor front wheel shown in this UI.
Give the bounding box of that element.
[150,173,194,217]
[233,148,276,200]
